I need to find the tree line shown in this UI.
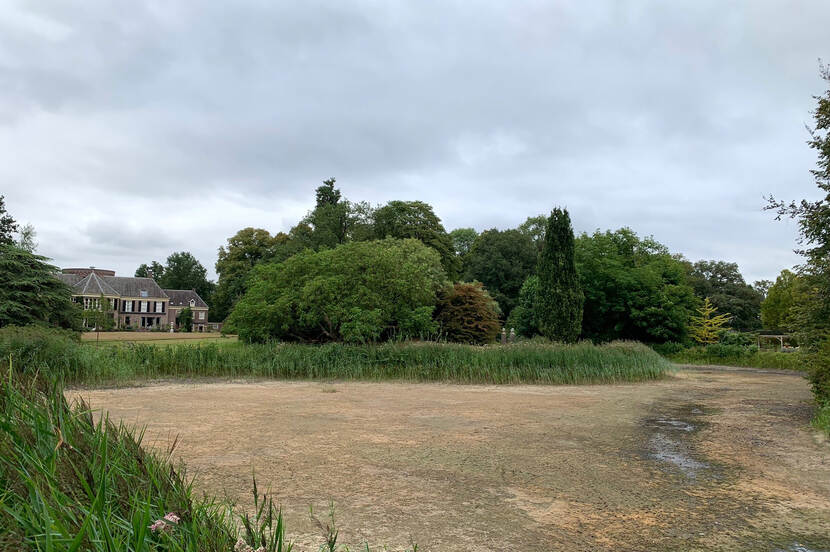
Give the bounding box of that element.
[0,171,788,344]
[199,175,771,345]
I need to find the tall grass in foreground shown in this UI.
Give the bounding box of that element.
[1,356,420,551]
[0,326,672,386]
[0,368,289,551]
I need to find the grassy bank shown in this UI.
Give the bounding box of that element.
[1,326,671,387]
[0,365,297,551]
[665,346,806,371]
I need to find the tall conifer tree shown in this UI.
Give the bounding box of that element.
[537,207,583,342]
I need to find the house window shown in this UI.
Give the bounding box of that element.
[199,311,205,320]
[155,302,163,313]
[140,290,148,298]
[140,301,148,313]
[189,299,195,307]
[125,316,130,326]
[124,301,133,313]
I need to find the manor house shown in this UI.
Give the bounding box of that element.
[56,268,209,331]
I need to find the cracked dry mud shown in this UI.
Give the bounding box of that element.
[70,370,830,551]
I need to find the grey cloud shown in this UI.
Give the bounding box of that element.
[1,0,827,282]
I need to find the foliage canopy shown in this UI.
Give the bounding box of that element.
[760,269,805,332]
[212,227,289,321]
[687,260,762,331]
[0,244,80,330]
[227,238,449,343]
[136,251,215,312]
[463,228,537,317]
[575,228,697,343]
[373,200,460,279]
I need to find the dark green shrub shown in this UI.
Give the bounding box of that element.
[651,342,687,356]
[668,344,805,371]
[434,282,501,345]
[719,331,757,347]
[507,275,540,337]
[177,306,194,332]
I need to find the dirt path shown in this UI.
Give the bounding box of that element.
[70,371,830,552]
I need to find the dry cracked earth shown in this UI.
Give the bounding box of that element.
[70,369,830,551]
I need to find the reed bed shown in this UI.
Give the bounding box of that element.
[0,326,671,387]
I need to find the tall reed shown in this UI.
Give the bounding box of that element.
[0,326,672,387]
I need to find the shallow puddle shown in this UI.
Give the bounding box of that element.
[647,433,709,477]
[642,404,716,480]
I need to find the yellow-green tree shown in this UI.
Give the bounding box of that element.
[689,297,731,344]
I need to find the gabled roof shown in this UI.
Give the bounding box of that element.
[103,277,168,299]
[73,272,120,297]
[56,273,82,287]
[164,289,208,309]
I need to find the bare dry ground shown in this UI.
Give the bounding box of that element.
[70,370,830,552]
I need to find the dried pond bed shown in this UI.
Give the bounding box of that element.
[71,370,830,552]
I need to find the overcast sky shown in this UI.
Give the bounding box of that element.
[1,1,826,282]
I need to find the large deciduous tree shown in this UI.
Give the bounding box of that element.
[212,228,288,321]
[303,178,374,249]
[766,63,830,437]
[17,224,37,252]
[159,252,214,299]
[449,228,478,258]
[135,261,166,280]
[687,260,763,331]
[760,269,805,332]
[227,238,449,344]
[575,228,697,343]
[136,252,215,310]
[767,66,830,350]
[517,214,547,251]
[463,228,537,317]
[373,200,460,279]
[0,244,81,330]
[537,208,583,343]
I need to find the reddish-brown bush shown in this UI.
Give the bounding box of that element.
[434,282,501,345]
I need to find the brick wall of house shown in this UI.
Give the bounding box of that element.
[117,298,170,329]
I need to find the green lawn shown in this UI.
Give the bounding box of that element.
[81,331,237,347]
